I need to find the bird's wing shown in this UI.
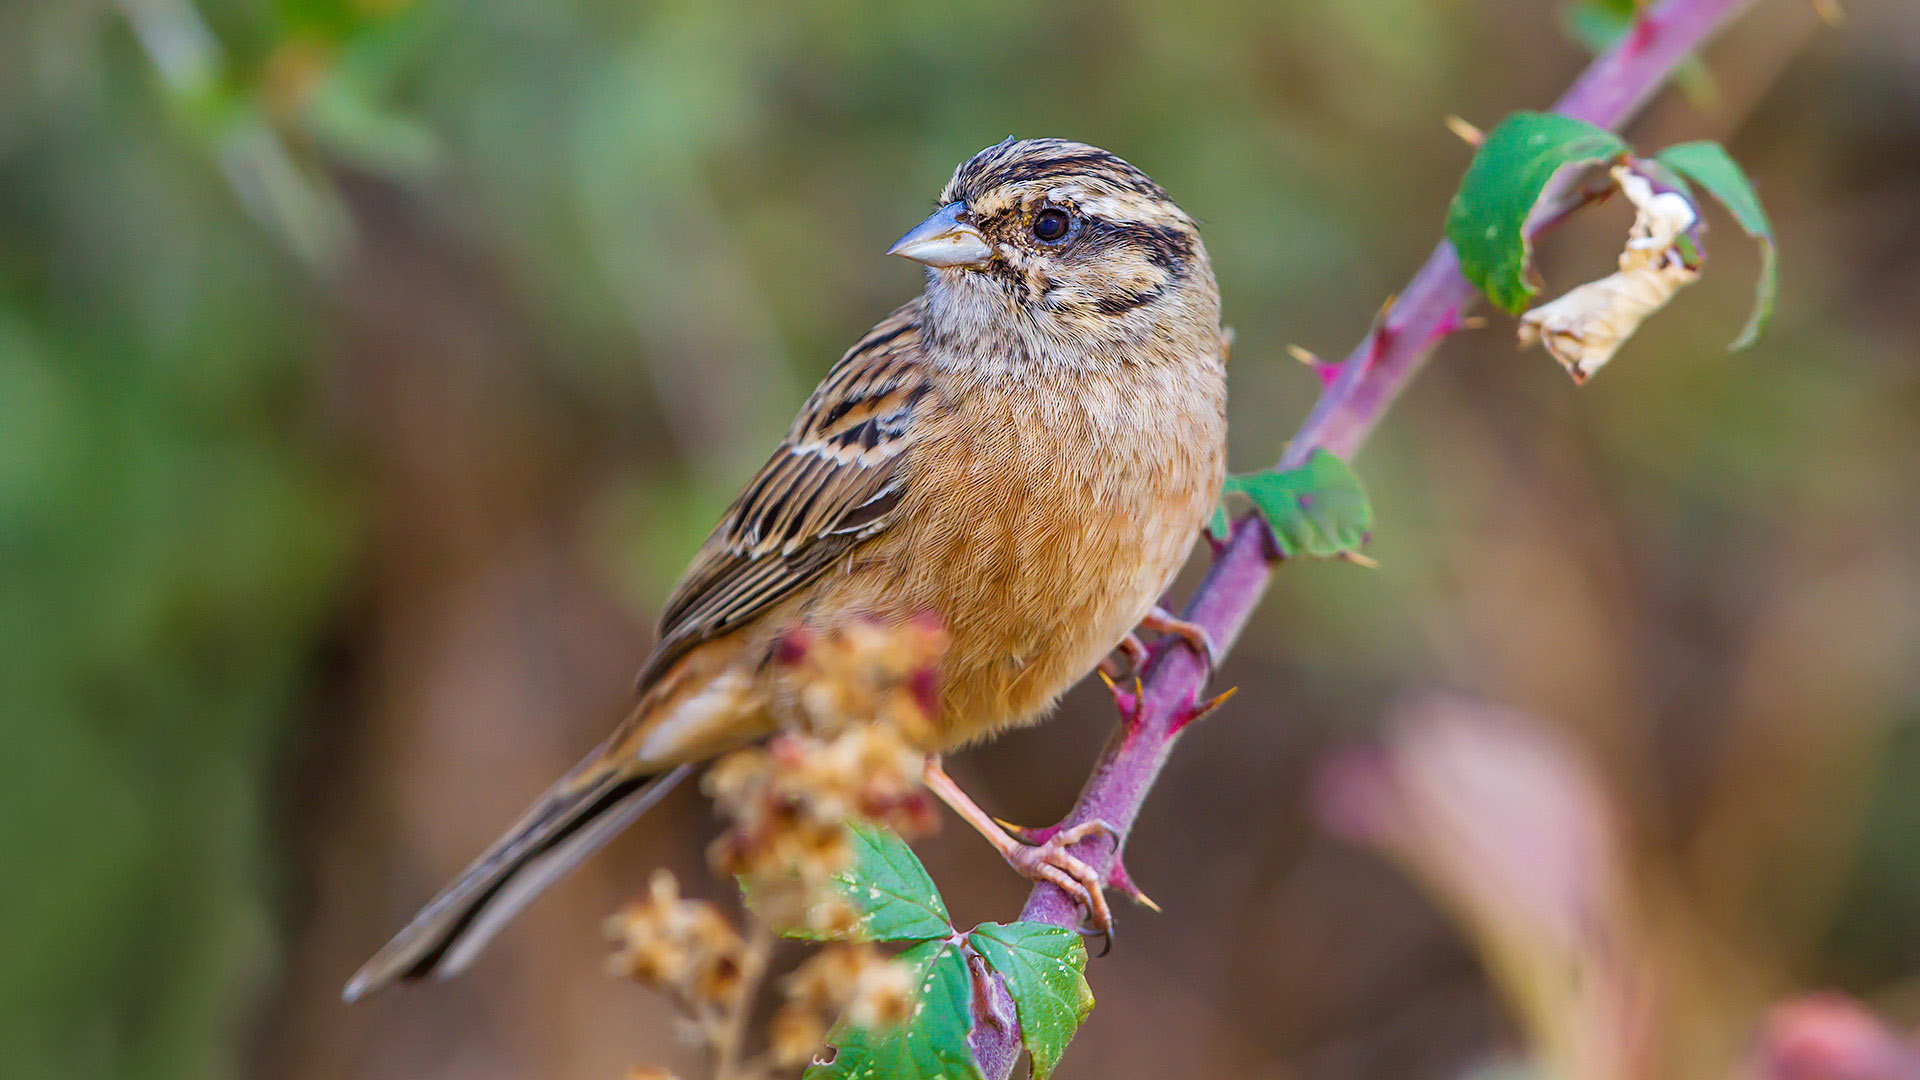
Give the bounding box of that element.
[635,301,931,690]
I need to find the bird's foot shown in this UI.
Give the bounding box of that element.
[998,820,1119,939]
[922,758,1119,937]
[1099,632,1149,680]
[1141,605,1219,675]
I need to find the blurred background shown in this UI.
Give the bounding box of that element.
[2,0,1917,1077]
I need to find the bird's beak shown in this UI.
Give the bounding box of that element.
[887,202,992,269]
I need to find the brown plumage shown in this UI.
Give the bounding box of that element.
[345,138,1227,1000]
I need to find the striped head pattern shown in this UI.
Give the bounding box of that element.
[898,138,1219,367]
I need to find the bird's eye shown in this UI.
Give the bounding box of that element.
[1031,209,1072,243]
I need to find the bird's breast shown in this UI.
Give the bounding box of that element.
[860,358,1225,745]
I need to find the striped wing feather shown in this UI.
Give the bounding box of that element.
[636,302,929,688]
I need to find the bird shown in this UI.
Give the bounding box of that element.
[344,137,1228,1002]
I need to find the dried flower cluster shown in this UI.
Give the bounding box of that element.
[606,616,948,1080]
[607,870,750,1008]
[1519,165,1701,383]
[769,944,918,1068]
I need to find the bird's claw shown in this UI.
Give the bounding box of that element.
[1141,606,1219,676]
[1000,819,1118,941]
[1099,632,1149,680]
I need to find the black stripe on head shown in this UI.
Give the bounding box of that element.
[1120,222,1194,273]
[948,139,1168,204]
[1074,219,1196,314]
[1077,218,1195,273]
[1093,283,1169,315]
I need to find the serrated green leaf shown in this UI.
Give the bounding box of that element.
[967,922,1093,1080]
[1224,449,1373,559]
[1446,111,1630,313]
[1655,140,1778,349]
[806,940,984,1080]
[779,821,951,942]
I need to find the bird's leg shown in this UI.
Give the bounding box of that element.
[921,757,1115,935]
[1141,605,1218,675]
[1098,632,1150,680]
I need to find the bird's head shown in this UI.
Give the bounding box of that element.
[890,138,1219,368]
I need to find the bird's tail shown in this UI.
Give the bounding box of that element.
[342,759,693,1002]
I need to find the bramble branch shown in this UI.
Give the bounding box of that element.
[969,0,1759,1073]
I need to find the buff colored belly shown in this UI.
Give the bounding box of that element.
[823,368,1224,747]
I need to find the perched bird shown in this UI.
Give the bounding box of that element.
[345,138,1228,1001]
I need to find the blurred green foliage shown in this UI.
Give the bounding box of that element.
[0,4,358,1077]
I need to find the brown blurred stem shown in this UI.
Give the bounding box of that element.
[969,0,1761,1074]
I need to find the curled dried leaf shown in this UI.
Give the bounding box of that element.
[1518,165,1701,383]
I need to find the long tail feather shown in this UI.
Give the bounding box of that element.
[343,762,693,1002]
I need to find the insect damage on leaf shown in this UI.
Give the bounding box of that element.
[1517,166,1701,383]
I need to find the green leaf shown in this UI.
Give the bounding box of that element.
[967,922,1094,1080]
[806,940,984,1080]
[781,821,951,942]
[1655,140,1779,349]
[1224,449,1373,559]
[1445,111,1630,313]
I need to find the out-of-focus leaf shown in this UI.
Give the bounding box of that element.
[1220,449,1373,558]
[1207,501,1231,542]
[1313,696,1642,1080]
[1562,0,1638,54]
[805,939,984,1080]
[1655,140,1778,348]
[1446,111,1629,313]
[967,922,1093,1080]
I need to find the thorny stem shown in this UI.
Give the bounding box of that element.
[968,0,1760,1074]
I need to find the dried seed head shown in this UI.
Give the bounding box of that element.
[770,616,946,747]
[782,942,919,1036]
[705,618,945,930]
[770,1001,832,1068]
[845,955,917,1030]
[621,618,948,1079]
[604,870,748,1006]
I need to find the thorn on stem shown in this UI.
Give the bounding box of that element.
[1106,860,1161,914]
[1203,519,1231,554]
[1443,115,1484,147]
[1360,295,1398,369]
[1627,9,1660,50]
[1170,686,1239,736]
[1288,343,1344,387]
[996,818,1059,846]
